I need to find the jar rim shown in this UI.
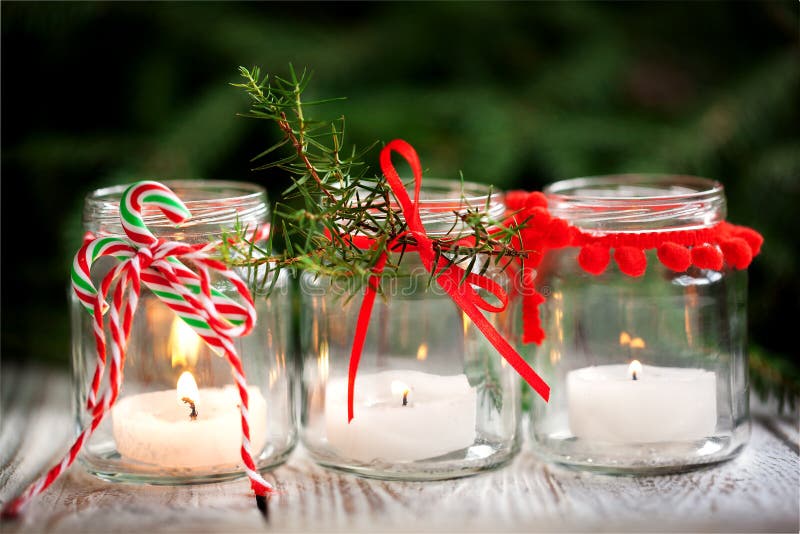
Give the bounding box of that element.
[86,179,266,206]
[349,177,500,205]
[84,180,269,237]
[350,177,504,237]
[392,177,498,204]
[544,174,726,232]
[544,174,723,201]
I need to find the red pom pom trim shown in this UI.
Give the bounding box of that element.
[521,290,546,345]
[720,238,753,269]
[691,244,724,271]
[505,191,548,212]
[528,206,552,227]
[657,242,692,272]
[614,246,647,277]
[578,245,611,275]
[504,190,530,212]
[733,227,763,256]
[569,222,761,276]
[524,192,548,209]
[546,218,571,248]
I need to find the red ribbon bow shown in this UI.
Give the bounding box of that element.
[346,139,550,422]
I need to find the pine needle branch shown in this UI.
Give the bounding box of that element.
[229,65,533,300]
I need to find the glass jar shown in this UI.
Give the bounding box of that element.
[527,174,749,474]
[300,179,521,480]
[71,180,296,484]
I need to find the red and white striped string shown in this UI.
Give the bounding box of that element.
[3,181,273,518]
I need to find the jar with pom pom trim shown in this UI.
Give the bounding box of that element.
[526,174,759,474]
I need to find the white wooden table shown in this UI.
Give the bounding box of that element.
[2,366,798,533]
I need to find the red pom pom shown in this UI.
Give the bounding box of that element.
[657,242,691,272]
[578,245,611,275]
[614,246,647,277]
[516,207,552,246]
[528,206,552,227]
[720,238,753,269]
[732,227,763,256]
[521,283,546,345]
[505,191,548,212]
[505,190,530,211]
[524,192,548,209]
[524,249,544,268]
[519,226,545,247]
[691,244,724,271]
[546,218,571,248]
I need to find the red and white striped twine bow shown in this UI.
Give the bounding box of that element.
[2,181,273,518]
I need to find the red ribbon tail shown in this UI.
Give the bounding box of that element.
[347,253,388,423]
[378,139,550,402]
[440,267,551,402]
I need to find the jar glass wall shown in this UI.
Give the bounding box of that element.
[300,180,521,480]
[527,175,749,474]
[71,180,296,484]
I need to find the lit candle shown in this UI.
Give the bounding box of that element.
[112,372,268,468]
[567,357,717,443]
[324,370,477,462]
[111,319,268,468]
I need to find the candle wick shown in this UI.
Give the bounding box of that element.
[182,397,198,420]
[632,371,638,381]
[402,391,409,407]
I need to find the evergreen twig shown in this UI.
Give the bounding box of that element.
[226,65,531,299]
[224,65,537,412]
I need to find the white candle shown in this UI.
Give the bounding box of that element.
[567,362,717,443]
[112,377,268,468]
[324,370,477,462]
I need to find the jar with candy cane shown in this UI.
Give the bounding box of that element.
[69,180,295,486]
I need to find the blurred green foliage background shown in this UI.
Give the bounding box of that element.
[1,2,798,398]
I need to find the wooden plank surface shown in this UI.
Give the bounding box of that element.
[1,366,798,533]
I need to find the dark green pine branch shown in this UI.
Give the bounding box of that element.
[223,65,535,412]
[226,65,532,298]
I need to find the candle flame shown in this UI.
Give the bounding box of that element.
[628,360,643,380]
[169,317,202,368]
[176,371,200,406]
[630,337,646,349]
[391,380,410,405]
[416,343,428,361]
[619,331,631,346]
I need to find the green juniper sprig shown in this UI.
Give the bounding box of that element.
[224,65,535,413]
[225,65,532,297]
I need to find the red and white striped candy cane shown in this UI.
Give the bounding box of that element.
[2,181,273,518]
[72,235,135,409]
[3,248,136,517]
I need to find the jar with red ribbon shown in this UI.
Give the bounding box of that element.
[71,180,296,484]
[527,174,761,473]
[300,178,523,480]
